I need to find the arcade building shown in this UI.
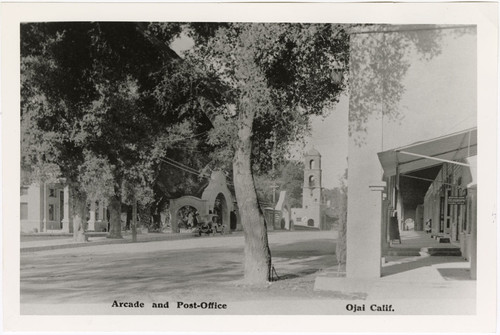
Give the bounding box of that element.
[346,126,477,279]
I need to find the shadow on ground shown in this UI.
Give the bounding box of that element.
[382,255,470,278]
[437,268,472,281]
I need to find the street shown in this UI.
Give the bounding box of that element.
[21,231,343,306]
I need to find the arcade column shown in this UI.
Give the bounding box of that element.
[98,200,108,232]
[88,201,96,231]
[346,181,385,278]
[346,109,384,278]
[61,185,71,233]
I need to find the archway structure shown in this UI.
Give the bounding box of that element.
[168,171,235,233]
[169,196,209,232]
[201,171,234,230]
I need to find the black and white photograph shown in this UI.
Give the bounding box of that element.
[2,2,498,333]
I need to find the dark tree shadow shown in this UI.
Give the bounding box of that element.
[382,255,468,278]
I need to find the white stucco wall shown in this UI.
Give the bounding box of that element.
[346,113,384,278]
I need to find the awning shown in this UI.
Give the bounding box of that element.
[378,128,477,176]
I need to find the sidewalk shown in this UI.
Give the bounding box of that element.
[20,230,244,253]
[315,255,474,301]
[314,230,474,307]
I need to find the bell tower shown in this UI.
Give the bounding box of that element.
[302,148,322,227]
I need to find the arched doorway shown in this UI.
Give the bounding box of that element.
[213,193,229,230]
[230,211,237,230]
[176,205,199,231]
[169,196,209,233]
[201,171,234,231]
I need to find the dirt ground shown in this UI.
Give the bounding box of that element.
[21,231,364,305]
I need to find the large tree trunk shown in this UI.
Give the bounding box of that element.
[131,200,137,242]
[107,195,123,239]
[335,191,347,271]
[233,109,272,285]
[72,191,88,242]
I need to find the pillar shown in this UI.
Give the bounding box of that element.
[381,192,390,256]
[467,155,477,280]
[42,182,47,232]
[469,185,477,279]
[99,200,108,232]
[346,95,384,278]
[88,201,96,231]
[346,180,385,278]
[61,185,71,233]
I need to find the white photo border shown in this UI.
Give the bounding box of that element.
[2,2,497,333]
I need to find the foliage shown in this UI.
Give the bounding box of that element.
[21,22,205,211]
[254,160,304,208]
[186,23,350,173]
[348,25,450,144]
[78,151,115,201]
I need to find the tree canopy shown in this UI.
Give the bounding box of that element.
[186,23,350,173]
[21,22,216,237]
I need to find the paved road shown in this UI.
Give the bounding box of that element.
[21,231,338,305]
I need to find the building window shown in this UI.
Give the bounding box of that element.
[309,159,315,169]
[20,203,28,220]
[49,188,56,197]
[48,204,55,221]
[20,187,28,196]
[309,175,315,187]
[59,191,64,222]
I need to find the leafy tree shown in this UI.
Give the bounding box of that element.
[21,23,99,241]
[187,23,350,284]
[20,22,201,240]
[254,160,304,208]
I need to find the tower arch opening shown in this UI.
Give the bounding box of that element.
[309,175,315,187]
[309,159,316,169]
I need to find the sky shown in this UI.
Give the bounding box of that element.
[170,27,477,189]
[170,32,194,53]
[304,28,476,188]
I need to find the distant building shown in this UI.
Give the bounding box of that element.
[20,180,108,234]
[291,148,326,229]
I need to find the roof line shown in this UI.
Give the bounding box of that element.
[397,144,477,167]
[393,127,477,152]
[398,150,471,167]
